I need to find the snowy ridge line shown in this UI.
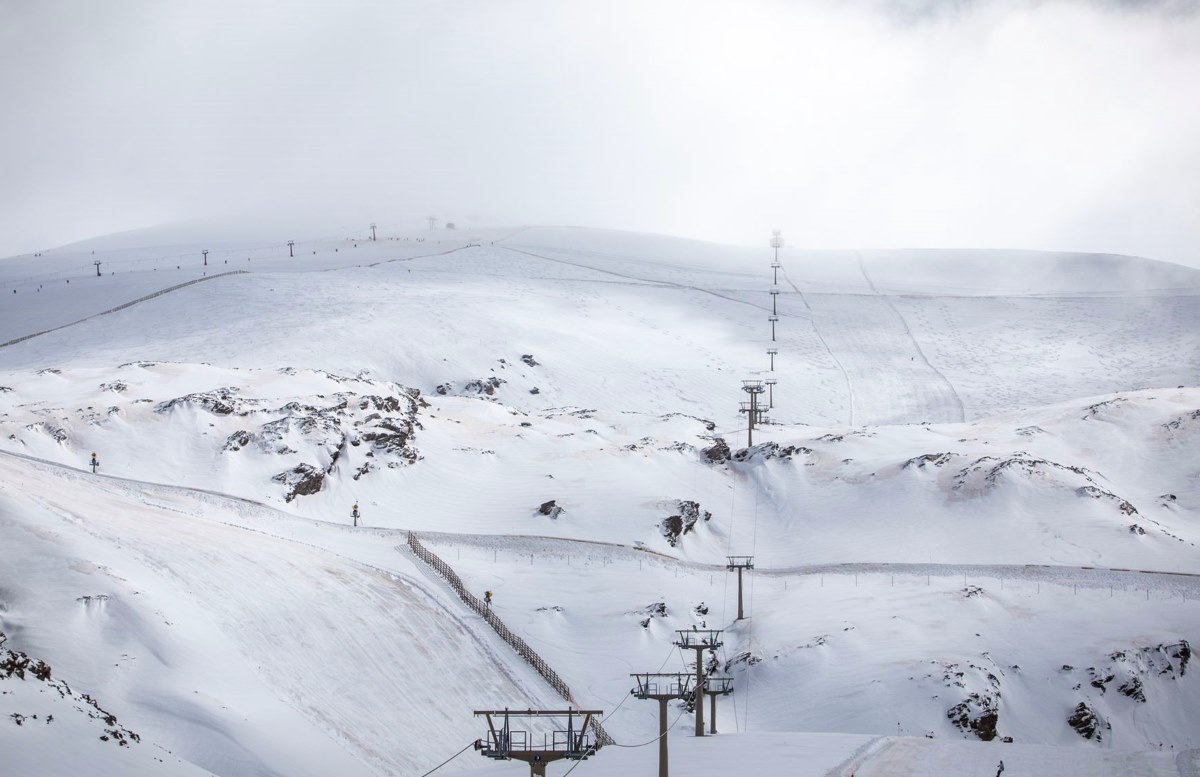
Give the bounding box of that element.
[0,270,250,349]
[3,449,1197,594]
[406,532,616,748]
[414,531,1200,592]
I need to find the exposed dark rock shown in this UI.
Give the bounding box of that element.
[1162,409,1200,431]
[638,602,668,628]
[904,452,956,469]
[946,693,999,741]
[730,442,811,463]
[1118,677,1146,702]
[272,464,325,502]
[1068,702,1108,741]
[702,439,731,463]
[222,430,252,452]
[660,500,711,547]
[435,383,451,395]
[1129,524,1146,535]
[694,602,709,616]
[954,456,1101,494]
[521,354,538,367]
[99,381,127,393]
[463,377,505,396]
[537,500,564,519]
[724,651,763,672]
[1082,397,1129,420]
[156,387,241,416]
[1076,485,1139,516]
[530,387,540,395]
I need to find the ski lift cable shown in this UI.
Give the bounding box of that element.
[603,708,689,750]
[417,740,477,777]
[602,642,680,728]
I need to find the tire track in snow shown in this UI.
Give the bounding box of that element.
[779,263,857,425]
[855,252,966,423]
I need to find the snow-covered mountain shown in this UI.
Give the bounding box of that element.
[1,225,1197,776]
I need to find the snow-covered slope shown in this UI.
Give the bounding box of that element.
[1,225,1198,776]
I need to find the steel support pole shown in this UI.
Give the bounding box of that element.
[737,566,745,620]
[659,697,669,777]
[709,691,717,734]
[694,653,705,737]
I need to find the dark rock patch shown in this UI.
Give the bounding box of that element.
[660,500,711,547]
[272,464,325,502]
[1068,702,1108,741]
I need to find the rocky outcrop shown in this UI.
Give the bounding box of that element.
[1068,702,1108,741]
[702,439,731,463]
[1,631,140,747]
[156,387,244,416]
[272,464,325,502]
[660,500,711,547]
[537,500,565,519]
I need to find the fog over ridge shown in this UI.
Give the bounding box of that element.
[1,0,1197,267]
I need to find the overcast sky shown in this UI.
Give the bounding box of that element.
[1,0,1198,265]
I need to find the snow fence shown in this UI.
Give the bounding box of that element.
[406,532,615,747]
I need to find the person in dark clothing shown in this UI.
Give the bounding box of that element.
[90,453,99,473]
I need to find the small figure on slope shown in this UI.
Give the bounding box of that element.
[484,590,493,610]
[89,452,99,474]
[351,502,360,527]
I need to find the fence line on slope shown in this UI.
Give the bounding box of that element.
[406,531,614,747]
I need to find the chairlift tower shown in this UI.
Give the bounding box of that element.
[474,708,603,777]
[740,381,765,447]
[93,260,101,277]
[770,288,780,315]
[765,378,777,410]
[288,240,295,257]
[202,249,208,267]
[370,223,377,241]
[769,315,779,342]
[674,630,723,737]
[630,673,693,777]
[770,230,784,262]
[704,676,735,734]
[726,556,755,620]
[767,348,778,371]
[428,216,438,230]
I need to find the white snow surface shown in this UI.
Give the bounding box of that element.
[1,225,1199,776]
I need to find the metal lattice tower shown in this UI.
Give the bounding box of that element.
[474,709,603,777]
[630,673,693,777]
[740,381,765,447]
[770,230,784,261]
[674,630,723,737]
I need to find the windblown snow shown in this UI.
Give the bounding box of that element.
[1,225,1198,776]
